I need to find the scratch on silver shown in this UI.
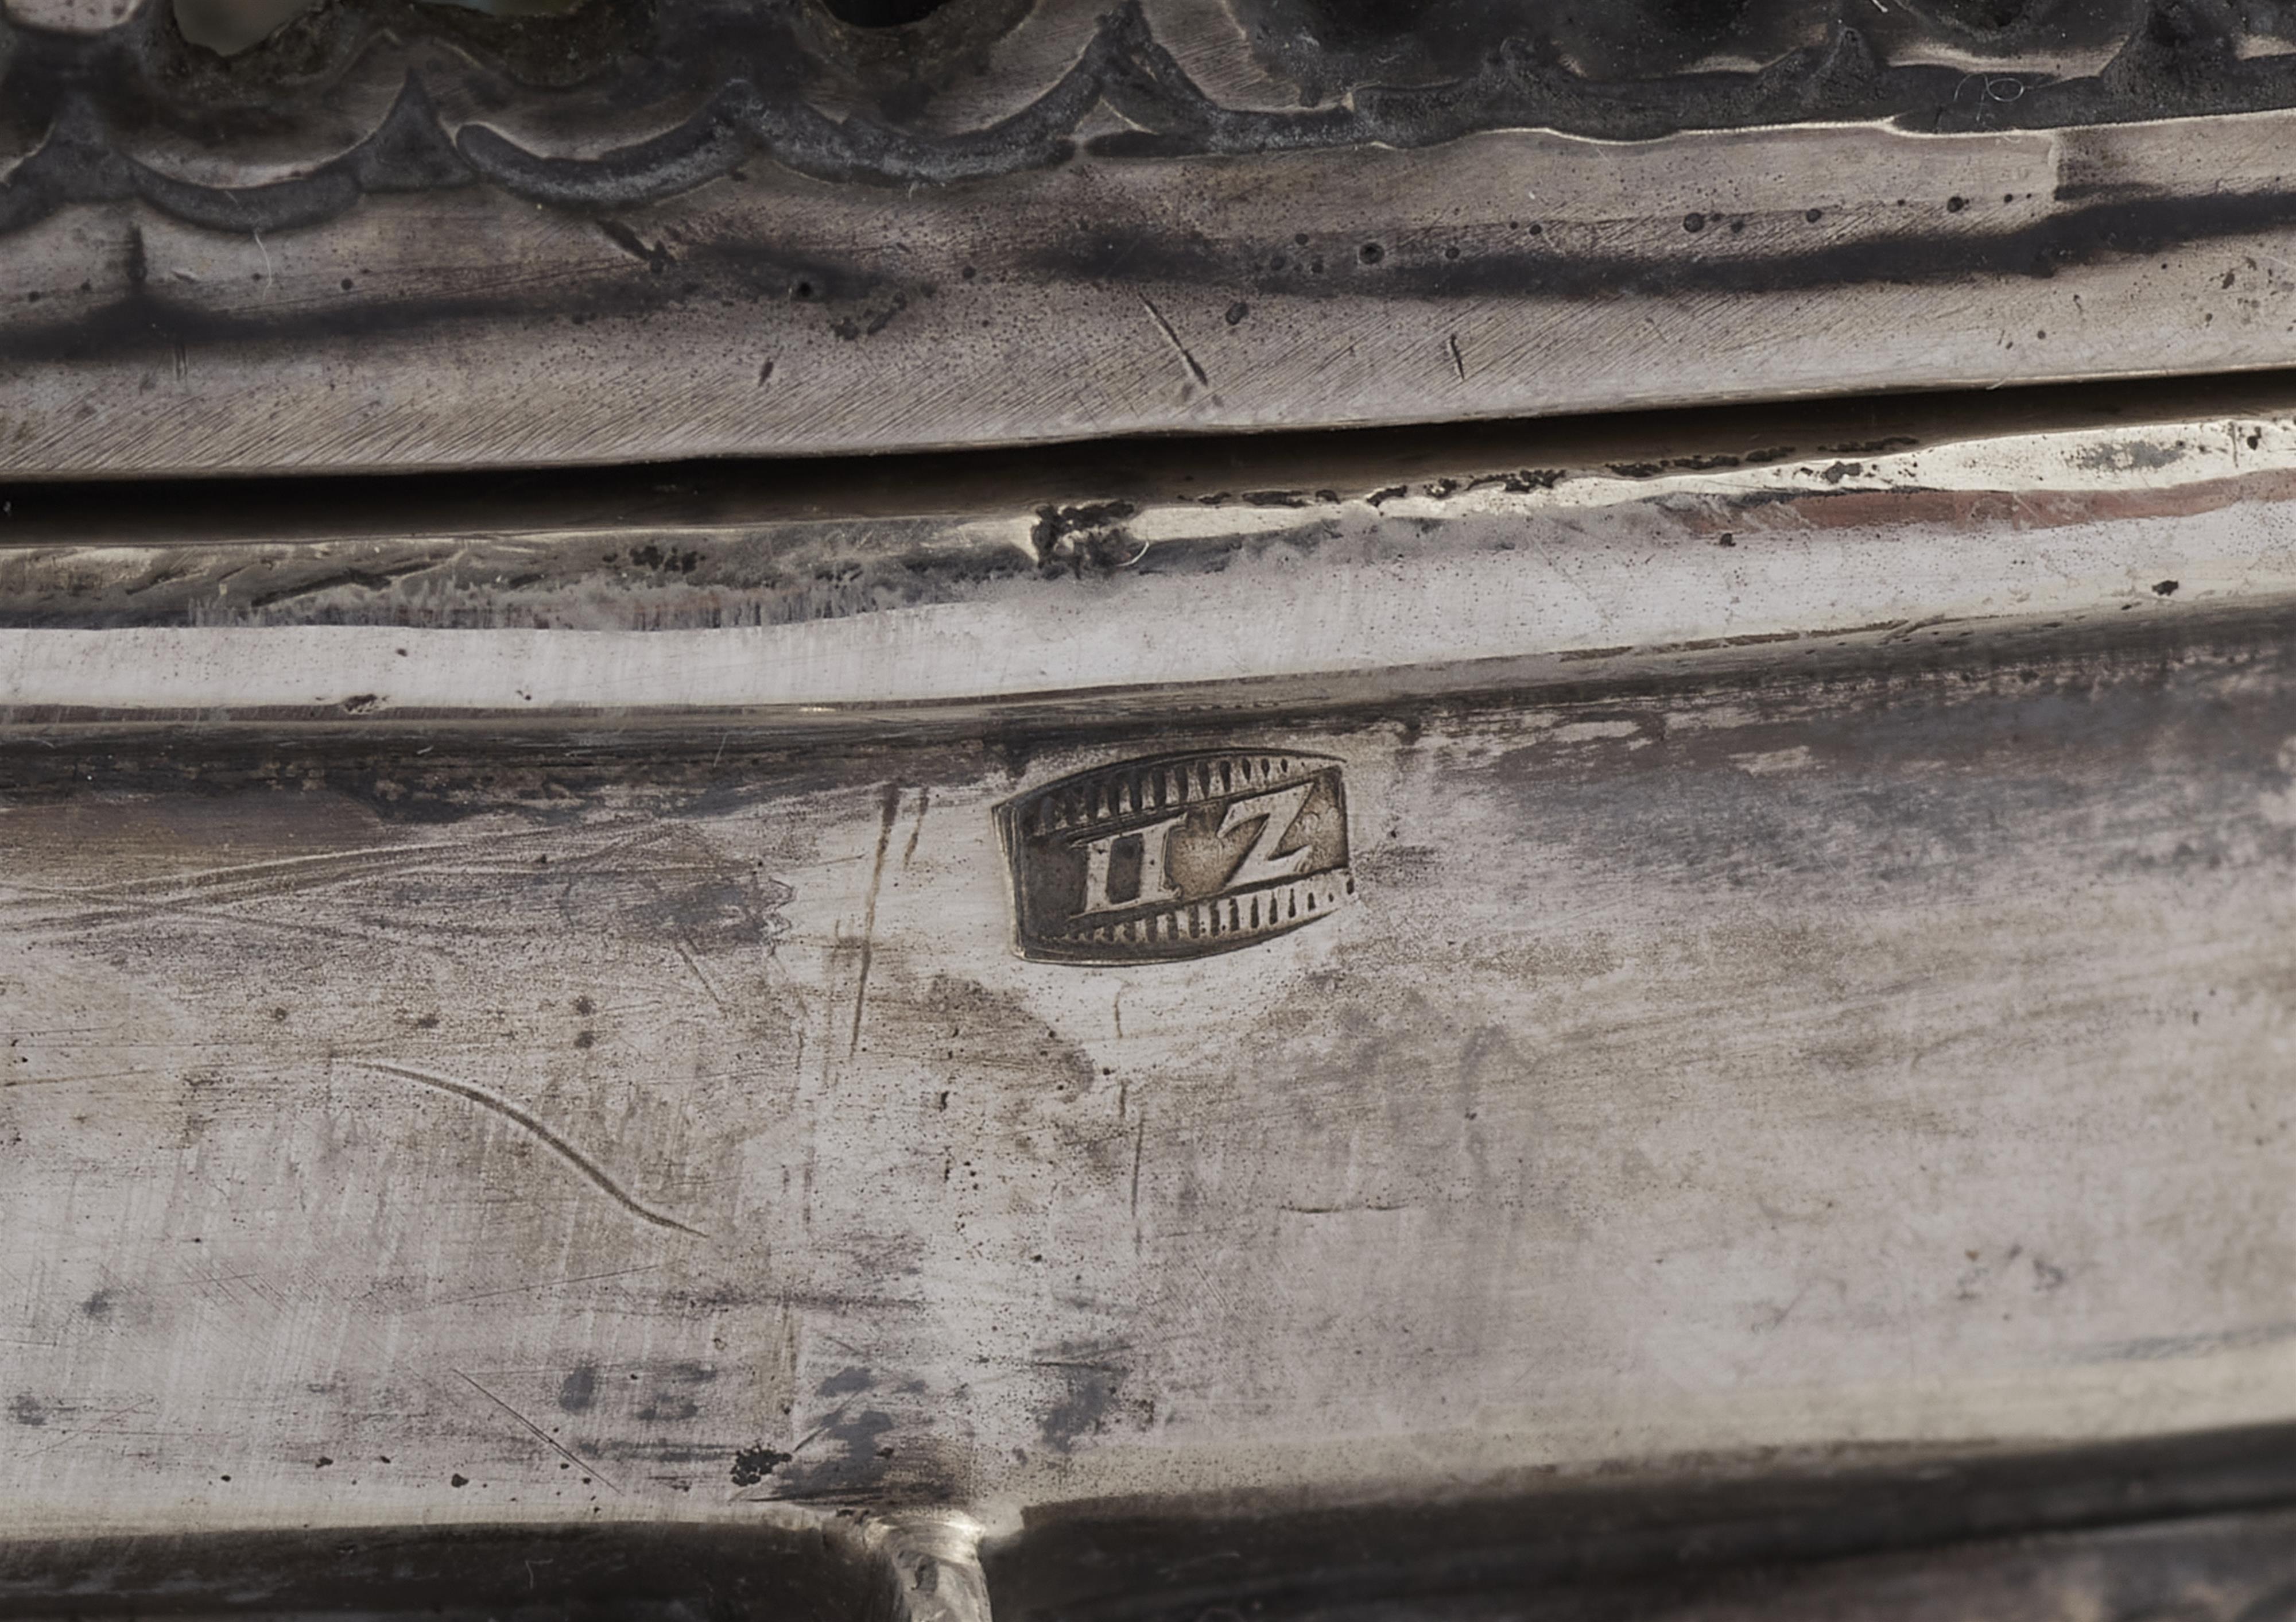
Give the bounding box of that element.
[351,1059,708,1239]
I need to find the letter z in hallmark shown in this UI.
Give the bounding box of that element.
[996,750,1353,965]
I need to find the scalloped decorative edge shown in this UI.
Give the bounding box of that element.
[3,0,2296,237]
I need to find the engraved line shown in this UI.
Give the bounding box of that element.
[902,786,930,868]
[668,931,731,1013]
[850,782,902,1059]
[419,1262,669,1310]
[75,839,463,900]
[457,1369,625,1493]
[1138,294,1209,386]
[352,1060,707,1238]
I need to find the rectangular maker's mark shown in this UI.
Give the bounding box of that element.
[996,750,1352,965]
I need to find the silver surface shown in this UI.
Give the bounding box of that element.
[5,0,2296,473]
[1,397,2289,1547]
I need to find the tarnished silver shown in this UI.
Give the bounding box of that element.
[1,1,2293,1608]
[6,0,2296,473]
[2,389,2288,1573]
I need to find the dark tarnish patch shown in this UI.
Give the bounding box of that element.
[557,1365,598,1412]
[2073,439,2189,473]
[1821,436,1922,455]
[0,728,1000,831]
[1031,502,1141,572]
[71,1287,158,1331]
[7,1396,47,1427]
[625,875,795,953]
[1035,1357,1133,1453]
[816,1366,877,1399]
[731,1364,940,1500]
[771,1407,903,1499]
[1026,179,2296,311]
[0,232,882,369]
[627,1366,716,1426]
[730,1444,793,1486]
[619,543,703,575]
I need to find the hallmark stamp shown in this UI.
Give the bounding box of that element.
[996,750,1352,965]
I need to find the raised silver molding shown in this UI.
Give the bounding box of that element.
[6,379,2295,724]
[1,384,2289,1557]
[7,0,2296,473]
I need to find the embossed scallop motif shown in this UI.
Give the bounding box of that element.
[5,0,141,29]
[174,0,316,54]
[996,750,1353,966]
[172,0,588,55]
[3,0,2295,238]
